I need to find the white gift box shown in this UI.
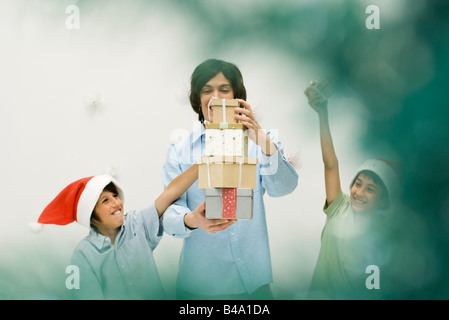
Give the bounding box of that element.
[205,128,248,157]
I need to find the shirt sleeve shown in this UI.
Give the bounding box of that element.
[160,144,195,238]
[259,130,299,197]
[323,190,348,218]
[129,202,163,251]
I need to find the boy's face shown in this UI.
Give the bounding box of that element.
[92,190,124,230]
[200,72,234,122]
[350,173,385,213]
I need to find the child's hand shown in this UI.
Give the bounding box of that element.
[304,83,328,114]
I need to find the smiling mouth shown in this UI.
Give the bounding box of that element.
[112,209,122,216]
[353,198,366,206]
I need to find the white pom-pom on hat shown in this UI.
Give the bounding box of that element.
[28,222,44,233]
[37,175,124,229]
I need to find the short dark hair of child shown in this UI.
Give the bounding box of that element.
[90,182,119,232]
[189,59,247,123]
[353,170,390,210]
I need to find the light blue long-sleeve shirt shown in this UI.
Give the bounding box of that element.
[70,203,165,299]
[161,125,298,296]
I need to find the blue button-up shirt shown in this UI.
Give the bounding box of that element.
[161,125,298,295]
[70,203,165,299]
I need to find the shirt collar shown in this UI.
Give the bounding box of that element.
[87,223,126,249]
[191,123,205,144]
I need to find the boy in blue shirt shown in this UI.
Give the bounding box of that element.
[38,164,200,299]
[162,59,299,299]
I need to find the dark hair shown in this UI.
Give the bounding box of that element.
[189,59,247,123]
[90,182,119,232]
[354,170,389,210]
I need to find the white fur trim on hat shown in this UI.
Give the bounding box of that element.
[350,159,400,204]
[76,175,125,228]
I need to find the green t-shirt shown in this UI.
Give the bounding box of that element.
[308,190,388,299]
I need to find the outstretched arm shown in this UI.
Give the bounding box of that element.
[305,84,341,206]
[155,163,198,216]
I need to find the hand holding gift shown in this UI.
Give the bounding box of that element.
[183,201,236,234]
[234,99,277,156]
[304,78,333,114]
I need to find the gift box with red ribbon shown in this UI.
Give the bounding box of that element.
[205,188,254,220]
[199,98,257,220]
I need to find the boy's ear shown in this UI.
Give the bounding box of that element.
[90,210,102,225]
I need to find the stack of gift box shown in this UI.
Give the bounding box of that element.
[198,98,258,219]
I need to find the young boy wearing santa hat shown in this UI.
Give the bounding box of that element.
[304,82,401,299]
[37,164,202,299]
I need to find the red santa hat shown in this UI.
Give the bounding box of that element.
[37,175,124,229]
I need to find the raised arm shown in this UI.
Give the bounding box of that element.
[305,84,341,206]
[155,163,198,216]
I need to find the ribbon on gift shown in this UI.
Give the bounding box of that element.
[220,99,228,128]
[207,97,215,124]
[222,98,226,123]
[221,188,237,219]
[205,157,242,219]
[222,155,241,219]
[207,98,229,125]
[205,156,244,189]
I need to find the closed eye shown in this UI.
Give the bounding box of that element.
[367,186,378,193]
